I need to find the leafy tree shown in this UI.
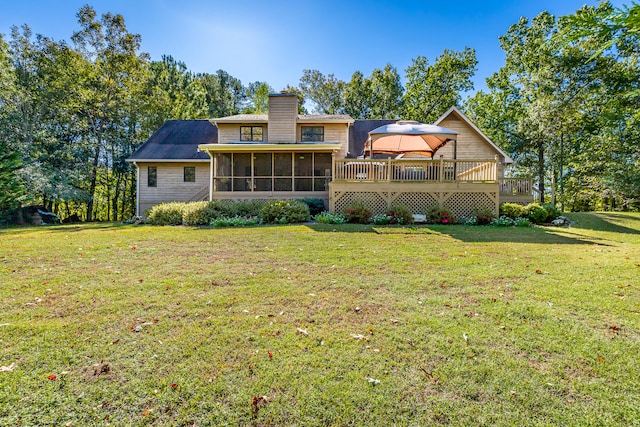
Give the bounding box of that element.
[403,48,477,123]
[70,5,149,221]
[468,3,640,210]
[142,55,208,130]
[281,85,307,114]
[369,64,404,119]
[0,34,25,213]
[243,81,273,114]
[303,66,402,119]
[556,1,640,209]
[343,70,372,119]
[298,69,345,114]
[198,69,245,117]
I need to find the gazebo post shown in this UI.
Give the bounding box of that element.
[453,139,458,180]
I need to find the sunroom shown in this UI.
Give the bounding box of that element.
[197,143,341,202]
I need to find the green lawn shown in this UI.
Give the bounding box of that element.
[1,212,639,426]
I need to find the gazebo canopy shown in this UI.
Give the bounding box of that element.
[364,120,458,158]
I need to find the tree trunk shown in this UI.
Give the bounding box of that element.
[113,173,122,222]
[86,147,100,222]
[128,169,137,216]
[537,142,545,204]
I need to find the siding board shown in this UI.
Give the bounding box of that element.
[137,162,210,214]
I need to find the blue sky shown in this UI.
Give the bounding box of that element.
[0,0,629,94]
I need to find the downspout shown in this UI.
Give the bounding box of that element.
[204,149,214,201]
[133,161,140,217]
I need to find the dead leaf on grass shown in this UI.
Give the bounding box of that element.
[0,363,15,372]
[419,367,440,385]
[252,395,270,414]
[92,361,110,376]
[296,327,308,336]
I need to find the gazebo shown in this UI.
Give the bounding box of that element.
[363,120,459,158]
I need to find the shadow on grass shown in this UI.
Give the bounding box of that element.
[305,223,606,245]
[567,212,640,235]
[0,222,126,235]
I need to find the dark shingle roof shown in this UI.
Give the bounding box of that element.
[348,119,396,158]
[127,120,217,161]
[129,118,399,160]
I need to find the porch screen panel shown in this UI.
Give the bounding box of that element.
[254,153,272,191]
[215,153,231,191]
[274,153,292,191]
[294,153,312,191]
[233,153,252,191]
[313,153,332,191]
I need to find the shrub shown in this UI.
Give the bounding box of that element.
[234,200,266,217]
[514,217,532,227]
[259,200,310,224]
[182,201,215,226]
[210,215,260,227]
[206,200,237,218]
[146,202,186,225]
[472,207,495,225]
[314,211,346,224]
[525,203,548,224]
[542,203,561,222]
[490,215,516,226]
[500,203,525,219]
[428,207,455,225]
[343,201,372,224]
[460,216,477,225]
[387,204,414,225]
[372,213,393,225]
[301,198,326,216]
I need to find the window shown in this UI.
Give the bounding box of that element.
[301,126,324,142]
[240,126,263,142]
[147,166,157,187]
[184,166,195,182]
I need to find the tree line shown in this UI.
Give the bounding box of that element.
[0,1,638,221]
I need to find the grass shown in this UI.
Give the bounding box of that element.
[0,212,638,426]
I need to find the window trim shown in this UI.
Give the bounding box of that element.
[183,166,196,183]
[301,126,324,142]
[240,126,263,142]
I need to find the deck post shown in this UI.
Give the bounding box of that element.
[387,157,391,182]
[332,152,336,182]
[439,155,444,182]
[207,150,214,201]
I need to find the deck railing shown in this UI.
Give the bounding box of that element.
[499,178,533,196]
[333,158,498,182]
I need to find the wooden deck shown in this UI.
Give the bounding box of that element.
[499,178,536,204]
[329,159,535,216]
[333,158,498,183]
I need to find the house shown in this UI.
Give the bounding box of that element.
[127,93,533,217]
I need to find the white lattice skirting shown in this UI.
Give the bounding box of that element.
[329,182,499,218]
